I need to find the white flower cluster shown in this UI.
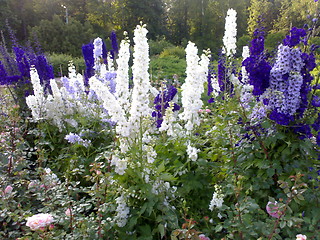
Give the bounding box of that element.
[179,42,210,131]
[209,185,224,211]
[110,154,128,175]
[89,77,129,138]
[186,143,200,162]
[129,24,155,134]
[222,8,237,57]
[42,168,60,188]
[115,35,131,112]
[114,194,130,227]
[93,37,103,73]
[159,102,182,137]
[26,67,47,120]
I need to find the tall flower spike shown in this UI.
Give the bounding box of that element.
[115,34,131,112]
[180,42,210,131]
[129,24,153,133]
[26,67,46,120]
[222,8,237,57]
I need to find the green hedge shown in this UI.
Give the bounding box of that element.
[47,53,86,77]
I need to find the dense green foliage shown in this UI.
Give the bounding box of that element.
[1,0,319,57]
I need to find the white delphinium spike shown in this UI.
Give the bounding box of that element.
[115,34,131,112]
[179,42,210,132]
[114,194,130,227]
[89,76,129,137]
[159,102,182,137]
[186,143,200,161]
[45,79,69,129]
[93,37,103,73]
[26,67,47,120]
[107,53,115,72]
[209,185,224,210]
[241,46,250,84]
[222,8,237,57]
[129,24,153,133]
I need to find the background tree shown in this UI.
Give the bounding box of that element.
[30,15,96,56]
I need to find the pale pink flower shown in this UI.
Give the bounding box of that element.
[65,208,72,217]
[266,201,281,218]
[205,109,211,113]
[199,234,210,240]
[4,186,13,195]
[26,213,54,231]
[296,234,307,240]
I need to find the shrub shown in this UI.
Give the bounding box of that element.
[150,55,186,86]
[47,53,85,77]
[149,38,175,56]
[159,46,186,59]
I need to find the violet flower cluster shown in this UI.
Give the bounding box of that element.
[152,84,180,128]
[0,41,53,94]
[242,29,271,96]
[242,26,319,144]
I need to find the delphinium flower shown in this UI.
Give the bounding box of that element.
[242,29,271,96]
[26,67,47,120]
[222,8,237,57]
[267,45,304,125]
[159,102,183,137]
[110,154,128,175]
[0,61,8,85]
[110,30,119,58]
[186,143,200,161]
[93,37,103,74]
[32,54,54,92]
[26,213,54,231]
[114,194,130,227]
[115,34,131,112]
[13,46,30,80]
[82,42,94,85]
[152,83,180,128]
[207,62,220,102]
[209,185,224,210]
[89,77,129,138]
[45,79,71,129]
[128,24,155,134]
[65,132,91,147]
[241,46,250,85]
[179,42,210,131]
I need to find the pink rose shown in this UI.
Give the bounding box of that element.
[65,208,72,217]
[296,234,307,240]
[266,201,281,218]
[26,213,54,231]
[199,234,210,240]
[4,186,13,195]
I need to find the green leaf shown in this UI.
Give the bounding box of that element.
[279,221,286,229]
[158,224,165,238]
[267,168,275,177]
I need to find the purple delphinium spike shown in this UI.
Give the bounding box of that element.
[283,27,307,47]
[102,40,108,64]
[0,61,8,85]
[110,31,119,55]
[242,29,271,96]
[82,43,95,86]
[13,47,30,79]
[152,84,180,128]
[217,53,227,92]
